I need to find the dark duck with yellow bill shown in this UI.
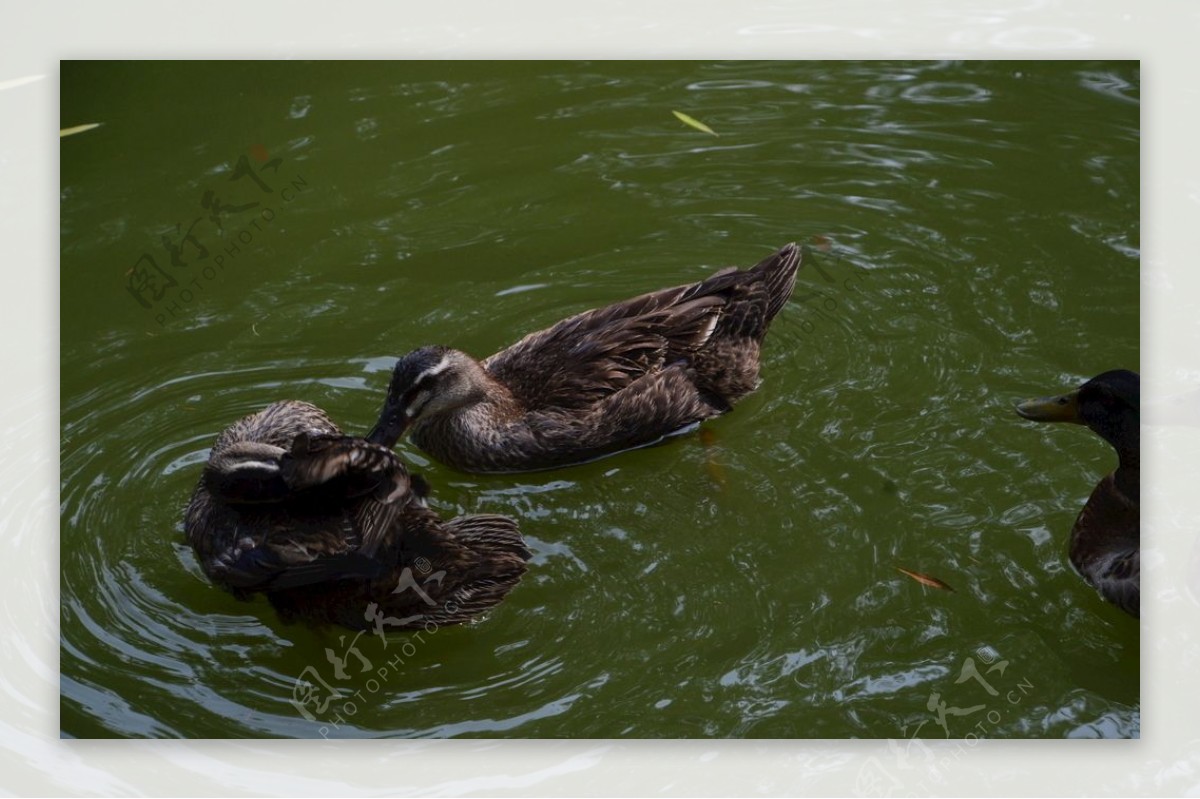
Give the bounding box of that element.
[1016,369,1139,618]
[185,400,530,630]
[368,242,802,473]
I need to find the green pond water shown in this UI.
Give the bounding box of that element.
[59,60,1139,739]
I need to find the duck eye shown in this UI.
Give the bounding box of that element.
[405,388,432,417]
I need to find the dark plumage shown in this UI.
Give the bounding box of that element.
[368,242,802,473]
[185,400,529,630]
[1016,369,1140,618]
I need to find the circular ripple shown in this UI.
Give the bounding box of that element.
[901,82,992,105]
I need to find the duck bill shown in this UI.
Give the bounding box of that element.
[366,401,411,447]
[1015,389,1084,424]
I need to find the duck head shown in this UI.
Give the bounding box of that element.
[1016,369,1140,458]
[367,346,488,447]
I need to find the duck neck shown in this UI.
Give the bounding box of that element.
[1099,416,1139,504]
[424,372,523,432]
[1112,447,1139,505]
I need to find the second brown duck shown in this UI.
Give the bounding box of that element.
[368,243,802,473]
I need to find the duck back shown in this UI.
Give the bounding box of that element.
[185,401,529,629]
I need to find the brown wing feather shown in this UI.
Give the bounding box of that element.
[483,245,798,412]
[574,362,723,449]
[200,499,384,594]
[282,434,412,501]
[1069,472,1140,616]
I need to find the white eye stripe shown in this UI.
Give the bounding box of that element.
[411,355,453,387]
[227,459,280,474]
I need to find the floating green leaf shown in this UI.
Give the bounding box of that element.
[60,123,101,138]
[671,110,717,137]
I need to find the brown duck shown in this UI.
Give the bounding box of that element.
[1016,369,1139,617]
[367,242,802,473]
[185,400,530,630]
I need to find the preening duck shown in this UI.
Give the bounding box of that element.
[1016,369,1139,618]
[368,242,802,473]
[185,400,529,629]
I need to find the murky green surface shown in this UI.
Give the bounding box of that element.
[60,61,1138,739]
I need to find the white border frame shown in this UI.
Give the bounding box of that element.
[11,1,1194,794]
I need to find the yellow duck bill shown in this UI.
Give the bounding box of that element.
[1015,389,1084,424]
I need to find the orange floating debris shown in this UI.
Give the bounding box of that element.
[809,234,833,252]
[896,567,955,592]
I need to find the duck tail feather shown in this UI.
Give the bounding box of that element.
[446,514,532,561]
[752,242,801,322]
